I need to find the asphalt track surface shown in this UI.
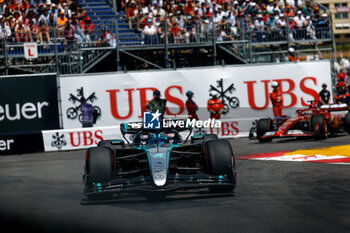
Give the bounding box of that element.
[0,136,349,233]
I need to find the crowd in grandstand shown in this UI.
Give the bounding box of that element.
[0,0,118,47]
[122,0,331,44]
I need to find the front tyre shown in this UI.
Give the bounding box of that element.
[311,115,327,140]
[204,139,236,193]
[256,118,273,143]
[85,147,113,200]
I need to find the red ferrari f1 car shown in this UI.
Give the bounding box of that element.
[255,101,350,143]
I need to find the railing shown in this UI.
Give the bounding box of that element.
[0,14,334,75]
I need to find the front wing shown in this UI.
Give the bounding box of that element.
[84,173,235,196]
[260,129,313,139]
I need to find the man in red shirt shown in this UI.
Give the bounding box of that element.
[270,81,283,117]
[185,90,199,120]
[207,90,224,119]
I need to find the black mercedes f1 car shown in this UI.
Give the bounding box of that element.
[82,120,236,202]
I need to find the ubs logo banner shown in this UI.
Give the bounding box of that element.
[66,87,101,123]
[42,126,123,152]
[0,74,60,134]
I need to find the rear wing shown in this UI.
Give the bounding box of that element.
[320,104,349,111]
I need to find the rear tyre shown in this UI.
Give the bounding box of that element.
[311,115,327,140]
[256,118,273,143]
[344,113,350,134]
[204,139,236,193]
[86,147,113,200]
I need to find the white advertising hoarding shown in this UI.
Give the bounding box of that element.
[60,61,332,137]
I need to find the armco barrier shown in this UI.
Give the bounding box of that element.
[0,132,44,155]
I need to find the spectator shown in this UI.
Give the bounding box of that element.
[184,15,196,43]
[38,18,50,43]
[56,11,67,37]
[0,16,11,39]
[27,18,38,41]
[254,14,266,42]
[80,16,94,42]
[144,18,159,44]
[305,15,315,39]
[316,13,329,39]
[95,27,116,47]
[126,0,137,30]
[266,13,277,41]
[294,10,306,39]
[170,21,182,44]
[39,7,50,25]
[14,20,29,42]
[47,12,56,28]
[63,19,75,48]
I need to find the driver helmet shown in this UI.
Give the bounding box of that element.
[158,132,168,144]
[147,133,157,144]
[271,81,279,88]
[186,90,194,97]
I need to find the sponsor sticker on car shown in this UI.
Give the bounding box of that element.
[264,131,275,136]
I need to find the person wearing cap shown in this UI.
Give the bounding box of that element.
[305,15,315,39]
[126,1,137,30]
[270,81,283,117]
[144,18,159,44]
[80,16,95,42]
[184,15,196,43]
[288,47,299,62]
[254,14,266,42]
[266,12,277,41]
[186,90,199,120]
[207,90,224,119]
[318,83,330,106]
[316,13,329,39]
[56,11,67,36]
[94,27,116,47]
[294,10,306,40]
[146,90,167,116]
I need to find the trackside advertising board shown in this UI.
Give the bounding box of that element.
[60,61,331,137]
[0,132,44,155]
[42,126,122,152]
[0,74,60,134]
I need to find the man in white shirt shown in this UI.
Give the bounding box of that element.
[144,19,159,44]
[294,11,306,39]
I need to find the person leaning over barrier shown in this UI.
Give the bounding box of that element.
[207,90,224,119]
[145,90,167,117]
[318,83,330,106]
[80,97,95,128]
[185,90,199,120]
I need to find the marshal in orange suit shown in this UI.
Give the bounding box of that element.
[270,81,283,117]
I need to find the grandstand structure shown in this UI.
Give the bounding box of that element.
[0,0,336,75]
